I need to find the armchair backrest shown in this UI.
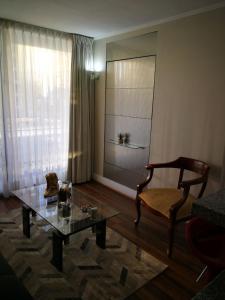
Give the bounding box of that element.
[178,157,209,175]
[144,156,210,198]
[177,157,210,198]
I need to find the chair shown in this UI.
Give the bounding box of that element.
[135,156,210,257]
[185,217,225,282]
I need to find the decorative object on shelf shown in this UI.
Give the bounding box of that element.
[44,173,59,198]
[109,139,145,149]
[123,133,130,144]
[118,133,124,144]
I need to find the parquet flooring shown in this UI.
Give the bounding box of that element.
[0,181,206,299]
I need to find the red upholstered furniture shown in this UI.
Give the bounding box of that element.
[185,217,225,282]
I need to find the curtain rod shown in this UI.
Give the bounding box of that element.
[0,17,94,39]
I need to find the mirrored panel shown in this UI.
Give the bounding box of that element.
[104,56,156,189]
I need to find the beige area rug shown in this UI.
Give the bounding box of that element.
[0,208,167,300]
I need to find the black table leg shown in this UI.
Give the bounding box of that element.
[22,205,31,238]
[96,220,106,249]
[51,231,65,272]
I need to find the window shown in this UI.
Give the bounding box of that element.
[0,25,72,191]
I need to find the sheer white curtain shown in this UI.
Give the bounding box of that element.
[0,21,72,195]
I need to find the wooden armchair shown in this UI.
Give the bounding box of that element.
[135,157,210,257]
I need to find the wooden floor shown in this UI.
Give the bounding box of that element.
[0,181,206,300]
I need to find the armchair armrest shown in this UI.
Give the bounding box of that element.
[137,168,154,193]
[138,158,181,193]
[146,158,180,170]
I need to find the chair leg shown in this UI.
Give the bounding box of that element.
[134,197,141,225]
[167,219,175,257]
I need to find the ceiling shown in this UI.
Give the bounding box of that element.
[0,0,224,38]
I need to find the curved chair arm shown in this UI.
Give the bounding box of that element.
[137,168,154,193]
[138,158,181,194]
[146,158,180,170]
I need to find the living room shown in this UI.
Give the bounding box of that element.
[0,1,225,299]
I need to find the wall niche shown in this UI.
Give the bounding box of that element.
[104,32,157,189]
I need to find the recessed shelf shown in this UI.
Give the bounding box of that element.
[107,139,145,149]
[105,113,150,120]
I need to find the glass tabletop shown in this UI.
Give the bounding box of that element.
[12,184,119,236]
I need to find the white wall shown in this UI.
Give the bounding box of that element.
[94,7,225,196]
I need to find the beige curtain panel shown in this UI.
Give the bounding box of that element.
[67,35,94,183]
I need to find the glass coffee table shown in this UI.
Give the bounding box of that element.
[12,184,119,271]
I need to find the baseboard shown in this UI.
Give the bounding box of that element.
[93,173,136,199]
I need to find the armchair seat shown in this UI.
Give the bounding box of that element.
[139,188,196,220]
